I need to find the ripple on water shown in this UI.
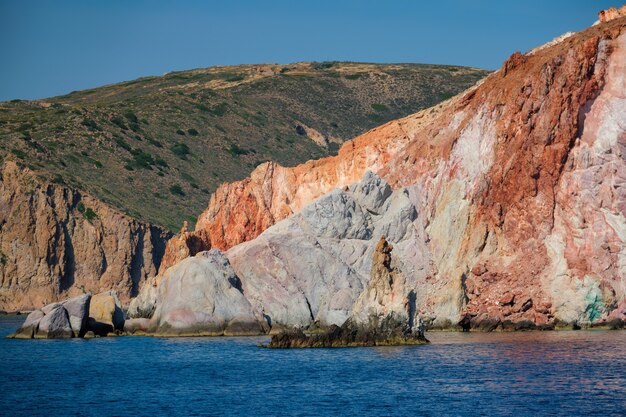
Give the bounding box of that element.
[1,316,625,417]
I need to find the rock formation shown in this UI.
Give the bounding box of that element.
[599,5,626,23]
[88,291,125,335]
[10,293,91,338]
[130,250,263,336]
[152,13,626,330]
[11,11,626,338]
[0,161,172,311]
[265,237,427,347]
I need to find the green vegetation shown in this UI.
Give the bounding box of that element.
[226,144,250,157]
[130,148,155,169]
[371,103,388,112]
[170,143,190,159]
[81,118,100,131]
[77,202,98,222]
[11,149,26,159]
[208,103,228,116]
[169,184,185,196]
[0,62,488,231]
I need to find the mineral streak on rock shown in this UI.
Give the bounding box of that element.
[157,14,626,330]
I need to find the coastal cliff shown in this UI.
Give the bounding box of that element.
[154,13,626,330]
[0,161,171,311]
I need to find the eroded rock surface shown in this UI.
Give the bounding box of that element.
[265,237,427,348]
[147,250,263,336]
[0,162,172,311]
[155,15,626,330]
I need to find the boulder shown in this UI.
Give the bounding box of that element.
[13,309,44,339]
[61,294,91,337]
[88,291,125,335]
[36,306,73,339]
[127,275,160,319]
[123,318,151,334]
[149,250,262,336]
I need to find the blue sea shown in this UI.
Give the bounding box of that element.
[0,315,625,417]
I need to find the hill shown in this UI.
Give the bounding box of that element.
[0,62,488,231]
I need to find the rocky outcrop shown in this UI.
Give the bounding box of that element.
[10,293,91,338]
[265,237,427,348]
[599,6,626,23]
[155,14,626,330]
[225,171,423,329]
[88,291,125,335]
[0,161,172,311]
[145,250,263,336]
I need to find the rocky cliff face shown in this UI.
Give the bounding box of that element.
[0,161,171,311]
[154,14,626,329]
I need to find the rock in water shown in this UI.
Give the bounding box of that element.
[148,250,263,336]
[88,291,125,335]
[265,237,428,348]
[61,294,91,337]
[36,306,73,339]
[12,310,44,339]
[9,294,91,339]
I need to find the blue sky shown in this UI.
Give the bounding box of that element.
[0,0,618,101]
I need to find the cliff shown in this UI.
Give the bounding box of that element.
[0,161,171,311]
[155,13,626,329]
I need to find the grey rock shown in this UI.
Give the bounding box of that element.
[227,171,424,329]
[61,294,91,337]
[123,318,151,334]
[149,250,262,336]
[36,306,73,339]
[13,309,44,339]
[41,302,61,315]
[349,170,393,215]
[127,276,159,319]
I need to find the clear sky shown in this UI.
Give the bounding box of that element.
[0,0,619,101]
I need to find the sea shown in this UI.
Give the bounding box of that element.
[0,315,624,417]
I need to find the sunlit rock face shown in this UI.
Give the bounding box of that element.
[0,161,171,312]
[150,16,626,330]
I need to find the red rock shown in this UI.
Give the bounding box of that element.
[157,15,626,327]
[498,293,515,306]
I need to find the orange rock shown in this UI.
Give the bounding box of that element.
[599,5,626,23]
[158,15,626,327]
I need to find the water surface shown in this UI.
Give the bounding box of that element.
[1,316,624,416]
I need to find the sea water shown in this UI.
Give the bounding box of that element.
[0,316,624,416]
